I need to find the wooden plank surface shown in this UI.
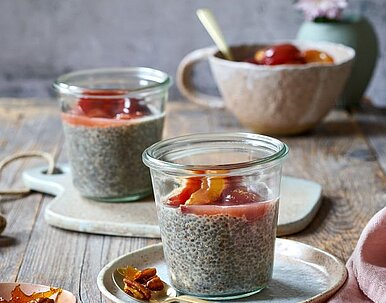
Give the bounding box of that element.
[0,98,385,302]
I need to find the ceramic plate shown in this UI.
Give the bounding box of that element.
[0,282,76,302]
[97,238,347,303]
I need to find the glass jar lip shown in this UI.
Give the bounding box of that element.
[53,67,172,98]
[143,132,289,176]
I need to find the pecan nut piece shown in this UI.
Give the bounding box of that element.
[146,276,164,291]
[123,278,152,300]
[134,268,157,283]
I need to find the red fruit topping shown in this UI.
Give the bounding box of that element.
[303,49,334,64]
[78,90,125,118]
[77,90,151,119]
[180,201,270,221]
[222,188,262,205]
[115,99,152,119]
[186,175,226,205]
[167,170,229,206]
[255,44,303,66]
[245,44,335,66]
[168,177,202,207]
[78,98,125,118]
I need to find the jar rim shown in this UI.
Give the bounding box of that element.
[53,67,172,98]
[143,132,289,176]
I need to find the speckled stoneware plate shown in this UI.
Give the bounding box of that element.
[97,239,347,303]
[0,282,76,302]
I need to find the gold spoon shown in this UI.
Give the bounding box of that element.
[112,269,208,303]
[196,8,234,61]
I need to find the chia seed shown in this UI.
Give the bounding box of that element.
[158,199,279,298]
[62,114,164,201]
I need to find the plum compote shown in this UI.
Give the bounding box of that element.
[244,43,334,65]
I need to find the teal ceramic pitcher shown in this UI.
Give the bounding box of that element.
[297,16,378,109]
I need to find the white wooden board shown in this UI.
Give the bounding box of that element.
[22,165,322,237]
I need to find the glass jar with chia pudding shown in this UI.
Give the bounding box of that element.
[54,68,171,202]
[143,133,288,300]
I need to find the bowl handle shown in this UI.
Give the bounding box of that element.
[177,47,224,108]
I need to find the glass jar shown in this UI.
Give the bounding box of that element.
[54,67,171,202]
[143,133,289,300]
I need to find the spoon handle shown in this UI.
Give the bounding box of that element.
[163,295,209,303]
[196,8,234,61]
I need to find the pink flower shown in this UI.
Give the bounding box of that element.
[295,0,348,21]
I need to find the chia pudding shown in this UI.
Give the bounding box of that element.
[143,133,288,299]
[158,184,279,298]
[62,113,164,200]
[55,67,171,202]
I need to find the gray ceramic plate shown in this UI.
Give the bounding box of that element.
[97,239,347,303]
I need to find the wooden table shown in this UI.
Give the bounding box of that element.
[0,98,385,302]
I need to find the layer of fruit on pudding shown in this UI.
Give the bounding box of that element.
[62,91,164,200]
[243,43,334,65]
[158,172,279,297]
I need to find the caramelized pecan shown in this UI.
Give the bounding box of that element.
[146,276,164,291]
[123,278,151,300]
[133,268,157,283]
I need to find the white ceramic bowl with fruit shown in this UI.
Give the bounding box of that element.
[177,41,355,135]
